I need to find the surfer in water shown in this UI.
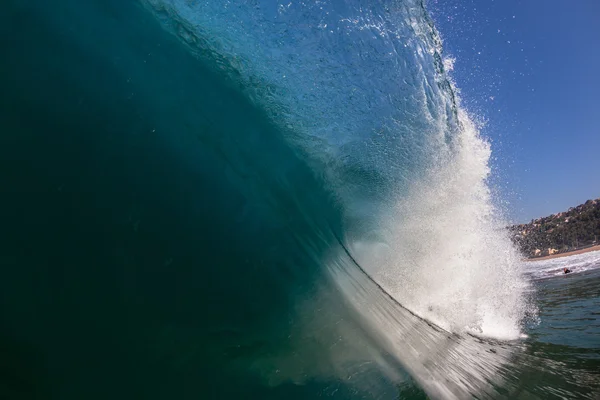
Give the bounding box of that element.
[563,267,572,274]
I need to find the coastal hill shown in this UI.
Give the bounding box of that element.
[510,198,600,258]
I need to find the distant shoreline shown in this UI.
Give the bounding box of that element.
[525,244,600,262]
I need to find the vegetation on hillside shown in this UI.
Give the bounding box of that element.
[510,198,600,258]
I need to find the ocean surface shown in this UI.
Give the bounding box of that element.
[0,0,598,399]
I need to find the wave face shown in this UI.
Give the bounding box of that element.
[143,0,530,338]
[140,0,534,395]
[0,0,541,399]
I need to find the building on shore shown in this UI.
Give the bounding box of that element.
[510,198,600,258]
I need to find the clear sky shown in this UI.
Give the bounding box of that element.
[428,0,600,223]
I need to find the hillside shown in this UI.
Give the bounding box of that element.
[510,198,600,258]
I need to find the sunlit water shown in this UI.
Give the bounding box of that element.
[0,1,598,399]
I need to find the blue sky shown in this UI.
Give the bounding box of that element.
[428,0,600,222]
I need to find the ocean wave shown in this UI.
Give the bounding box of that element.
[4,0,599,398]
[140,0,534,396]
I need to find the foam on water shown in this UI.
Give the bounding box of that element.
[350,101,531,340]
[524,250,600,279]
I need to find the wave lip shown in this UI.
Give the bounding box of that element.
[328,249,520,399]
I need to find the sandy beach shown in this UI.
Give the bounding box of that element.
[526,244,600,262]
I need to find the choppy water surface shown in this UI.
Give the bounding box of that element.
[0,1,598,399]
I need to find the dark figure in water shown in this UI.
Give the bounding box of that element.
[563,268,572,274]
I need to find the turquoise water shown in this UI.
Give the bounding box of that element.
[533,267,600,354]
[518,257,600,399]
[1,0,599,398]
